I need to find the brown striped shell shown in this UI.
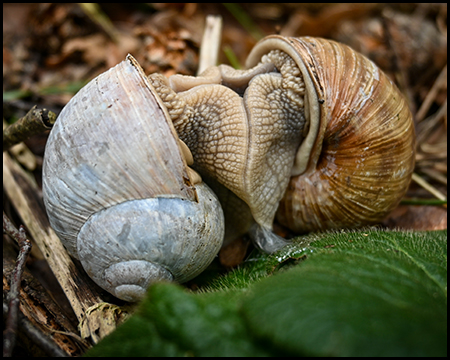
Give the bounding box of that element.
[246,36,415,233]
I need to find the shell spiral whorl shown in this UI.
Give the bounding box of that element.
[42,55,224,301]
[76,184,224,302]
[250,37,415,233]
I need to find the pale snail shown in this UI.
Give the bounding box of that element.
[42,56,225,302]
[42,36,415,301]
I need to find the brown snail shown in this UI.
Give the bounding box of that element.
[42,55,225,302]
[149,35,415,251]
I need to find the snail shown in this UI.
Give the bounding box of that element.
[148,35,415,251]
[42,55,225,302]
[43,36,416,301]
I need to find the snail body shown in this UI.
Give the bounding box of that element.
[149,36,415,249]
[42,55,224,302]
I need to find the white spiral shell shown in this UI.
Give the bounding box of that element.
[42,55,224,302]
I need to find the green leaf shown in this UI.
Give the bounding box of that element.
[85,230,447,357]
[86,283,271,357]
[242,230,447,356]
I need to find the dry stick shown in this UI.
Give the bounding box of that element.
[3,105,57,151]
[3,239,89,355]
[411,172,447,203]
[382,10,416,116]
[416,98,447,145]
[197,15,223,75]
[415,65,447,123]
[421,167,448,187]
[3,152,109,345]
[2,303,68,357]
[3,214,32,357]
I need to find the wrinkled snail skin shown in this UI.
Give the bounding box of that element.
[149,44,308,251]
[42,55,224,302]
[149,35,415,250]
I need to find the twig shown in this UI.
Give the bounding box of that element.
[411,173,447,203]
[3,303,68,357]
[197,15,223,75]
[415,65,447,123]
[78,3,120,43]
[401,198,447,206]
[3,105,57,151]
[3,213,32,357]
[416,99,447,145]
[420,167,447,186]
[3,151,124,346]
[382,10,416,116]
